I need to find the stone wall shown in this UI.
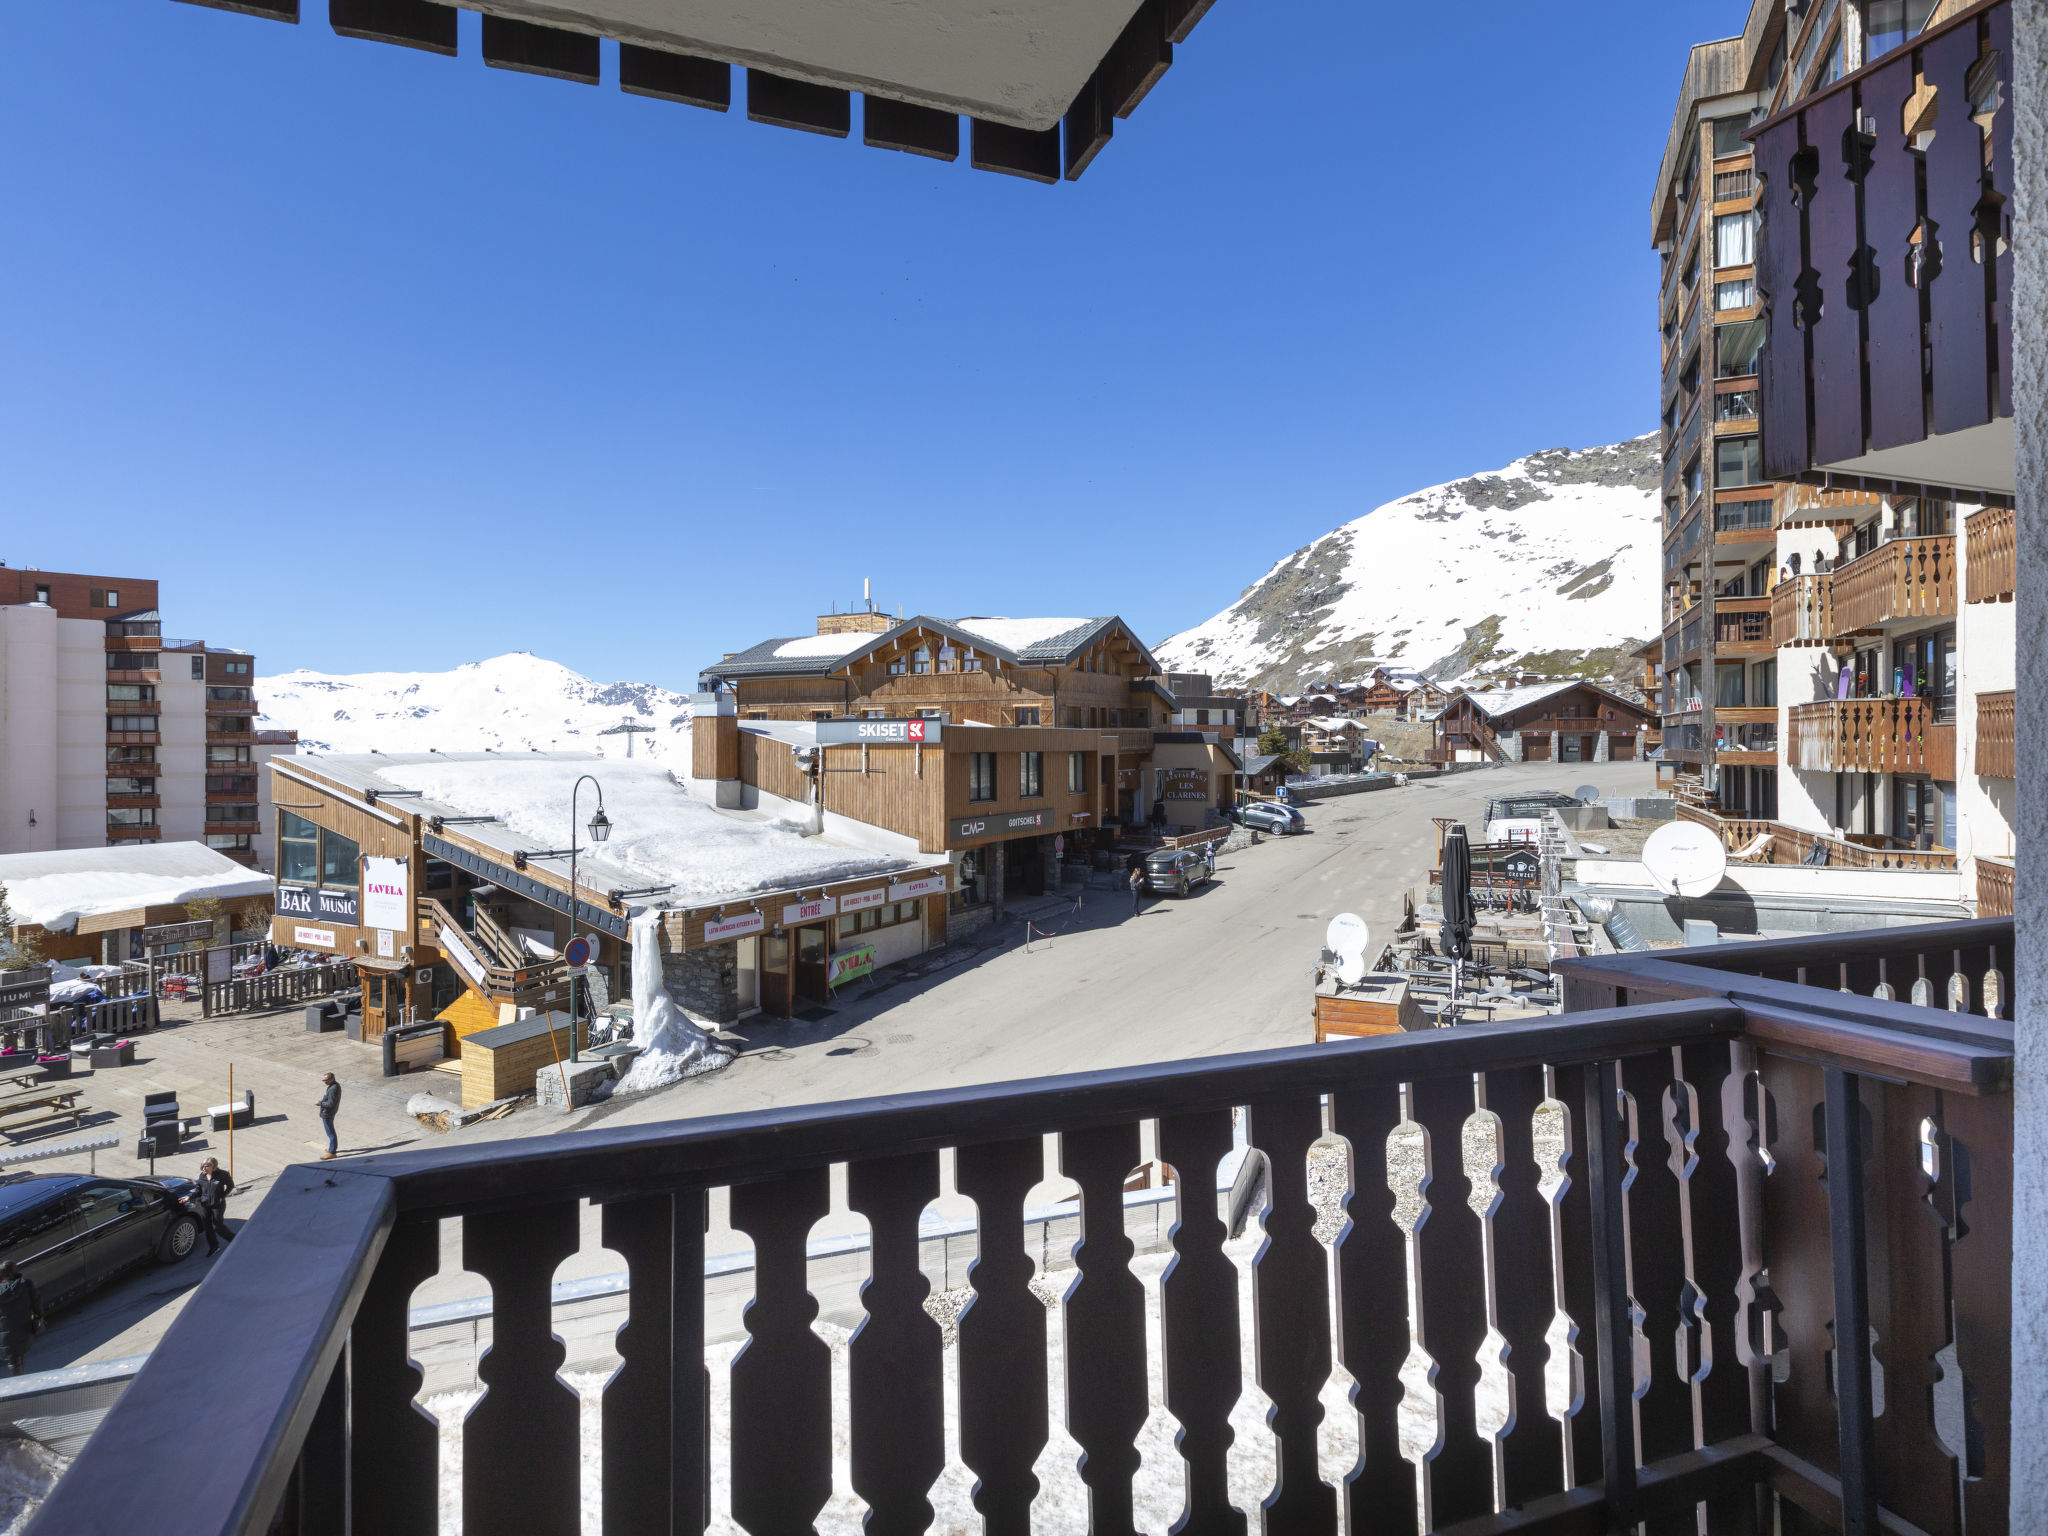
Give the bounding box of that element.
[662,941,739,1025]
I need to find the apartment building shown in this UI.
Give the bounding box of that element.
[1649,0,2014,910]
[0,563,297,870]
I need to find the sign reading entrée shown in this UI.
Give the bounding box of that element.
[782,896,838,927]
[827,945,875,987]
[278,885,359,925]
[815,718,941,746]
[950,808,1055,842]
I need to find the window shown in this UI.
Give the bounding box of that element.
[280,812,359,889]
[108,715,158,732]
[968,753,997,802]
[1712,116,1749,157]
[1716,436,1762,486]
[864,710,885,720]
[191,656,204,680]
[1862,0,1934,60]
[1714,212,1754,268]
[835,899,922,941]
[32,585,48,604]
[747,711,767,720]
[1714,278,1754,311]
[207,804,259,823]
[206,775,257,793]
[206,833,252,851]
[207,745,250,763]
[107,806,155,827]
[224,660,251,676]
[322,828,360,886]
[1067,708,1082,728]
[1750,661,1778,707]
[1068,752,1088,793]
[1715,390,1759,423]
[887,657,906,676]
[1014,708,1040,726]
[1019,751,1043,798]
[108,746,154,765]
[108,651,157,671]
[1715,663,1747,708]
[1683,455,1703,505]
[207,687,252,703]
[107,777,155,795]
[812,711,833,722]
[911,647,931,675]
[107,684,154,703]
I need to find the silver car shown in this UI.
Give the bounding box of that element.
[1142,847,1214,896]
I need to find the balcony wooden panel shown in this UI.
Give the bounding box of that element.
[1774,482,1878,530]
[1830,536,1956,634]
[1788,697,1956,780]
[106,793,161,810]
[1975,691,2015,779]
[1965,507,2015,604]
[104,669,161,685]
[1977,856,2014,918]
[1712,600,1772,656]
[1769,574,1834,647]
[1678,802,1958,871]
[106,731,160,746]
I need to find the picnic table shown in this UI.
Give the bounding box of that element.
[0,1084,87,1134]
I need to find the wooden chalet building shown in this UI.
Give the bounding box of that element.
[1431,680,1657,766]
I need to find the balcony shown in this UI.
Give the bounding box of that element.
[102,668,161,685]
[1978,856,2014,917]
[1710,165,1753,203]
[1975,690,2014,779]
[1770,573,1835,647]
[1662,507,1703,576]
[207,729,258,745]
[1753,1,2015,499]
[1711,599,1772,655]
[1965,506,2015,604]
[1711,495,1773,549]
[105,793,160,810]
[1829,536,1956,634]
[1788,697,1957,780]
[105,730,160,747]
[1678,802,1959,872]
[34,920,2016,1536]
[206,696,255,714]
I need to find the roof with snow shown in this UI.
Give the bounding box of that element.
[1303,716,1370,733]
[1447,681,1655,722]
[288,752,929,909]
[703,614,1160,684]
[0,842,274,934]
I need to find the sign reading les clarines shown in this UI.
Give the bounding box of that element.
[815,718,941,746]
[278,885,359,925]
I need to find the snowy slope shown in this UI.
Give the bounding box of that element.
[256,653,694,758]
[1157,437,1660,691]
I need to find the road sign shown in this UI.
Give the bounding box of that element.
[563,935,593,968]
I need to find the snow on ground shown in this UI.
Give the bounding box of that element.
[366,755,917,904]
[257,653,694,759]
[0,843,273,933]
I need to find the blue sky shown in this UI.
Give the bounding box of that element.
[1,1,1716,690]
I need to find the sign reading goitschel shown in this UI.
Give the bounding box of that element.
[815,718,941,745]
[950,808,1055,841]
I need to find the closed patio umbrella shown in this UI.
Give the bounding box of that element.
[1439,823,1476,1022]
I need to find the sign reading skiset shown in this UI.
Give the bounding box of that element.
[815,718,941,746]
[361,857,411,931]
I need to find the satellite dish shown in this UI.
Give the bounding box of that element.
[1325,913,1371,985]
[1640,820,1729,899]
[1575,783,1602,804]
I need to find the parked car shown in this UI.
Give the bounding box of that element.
[0,1173,201,1315]
[1142,847,1215,896]
[1234,801,1306,835]
[1483,791,1584,846]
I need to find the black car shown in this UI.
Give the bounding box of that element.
[0,1173,200,1314]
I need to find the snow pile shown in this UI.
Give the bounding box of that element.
[0,843,272,934]
[770,635,878,661]
[257,652,694,757]
[949,617,1090,653]
[368,756,913,904]
[1156,436,1660,690]
[614,907,731,1092]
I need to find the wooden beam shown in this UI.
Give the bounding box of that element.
[748,70,851,137]
[863,96,959,160]
[1063,71,1114,180]
[970,119,1062,184]
[619,45,731,111]
[329,0,455,54]
[173,0,296,19]
[1105,0,1172,118]
[481,16,599,84]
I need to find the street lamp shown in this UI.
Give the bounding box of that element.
[568,775,610,1064]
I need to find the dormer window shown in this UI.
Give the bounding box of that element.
[911,647,931,675]
[938,644,958,673]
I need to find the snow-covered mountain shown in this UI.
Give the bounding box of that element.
[1156,436,1660,692]
[256,653,694,758]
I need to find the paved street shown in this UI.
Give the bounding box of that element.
[24,760,1654,1370]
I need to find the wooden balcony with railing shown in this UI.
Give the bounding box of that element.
[1770,573,1834,646]
[418,896,570,1010]
[1965,506,2015,604]
[1975,690,2014,779]
[1677,801,1958,872]
[1977,857,2014,918]
[1788,697,1956,780]
[33,920,2016,1536]
[1711,599,1772,656]
[1829,536,1956,634]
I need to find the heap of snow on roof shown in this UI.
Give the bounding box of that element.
[0,843,273,933]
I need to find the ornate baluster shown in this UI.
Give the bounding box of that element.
[601,1189,709,1536]
[1244,1092,1337,1532]
[1679,1043,1753,1485]
[846,1152,945,1536]
[1942,1086,2011,1533]
[1757,1055,1836,1473]
[348,1215,440,1534]
[728,1168,833,1536]
[1625,1052,1695,1530]
[464,1200,583,1536]
[1330,1080,1415,1534]
[1060,1123,1148,1536]
[955,1138,1050,1536]
[1411,1073,1491,1526]
[1487,1064,1564,1509]
[1156,1109,1245,1536]
[1550,1063,1604,1485]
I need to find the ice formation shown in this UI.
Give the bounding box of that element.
[615,907,733,1092]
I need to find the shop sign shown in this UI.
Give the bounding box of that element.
[0,966,50,1013]
[293,926,336,949]
[816,719,942,746]
[376,929,395,958]
[887,873,950,902]
[782,896,838,926]
[1502,847,1540,885]
[362,856,410,931]
[950,808,1054,841]
[279,885,359,925]
[703,910,765,943]
[141,920,213,948]
[839,888,887,915]
[1161,768,1210,800]
[827,945,875,987]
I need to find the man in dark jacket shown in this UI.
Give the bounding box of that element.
[191,1157,234,1256]
[317,1073,340,1159]
[0,1262,42,1377]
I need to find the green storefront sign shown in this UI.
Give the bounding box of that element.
[827,945,876,987]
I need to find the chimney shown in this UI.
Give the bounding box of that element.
[690,693,742,808]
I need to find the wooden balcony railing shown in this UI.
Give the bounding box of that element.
[418,896,569,1007]
[1677,800,1958,871]
[32,921,2014,1536]
[1788,697,1956,780]
[1712,600,1772,651]
[1977,856,2014,918]
[1975,690,2014,779]
[1965,506,2015,604]
[1770,573,1834,646]
[1829,536,1956,633]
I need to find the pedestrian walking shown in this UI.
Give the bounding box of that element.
[0,1262,42,1378]
[191,1157,235,1256]
[316,1072,341,1159]
[1128,862,1144,914]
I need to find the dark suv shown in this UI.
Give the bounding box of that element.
[1142,846,1215,896]
[0,1173,200,1315]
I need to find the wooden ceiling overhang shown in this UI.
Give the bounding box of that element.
[174,0,1219,184]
